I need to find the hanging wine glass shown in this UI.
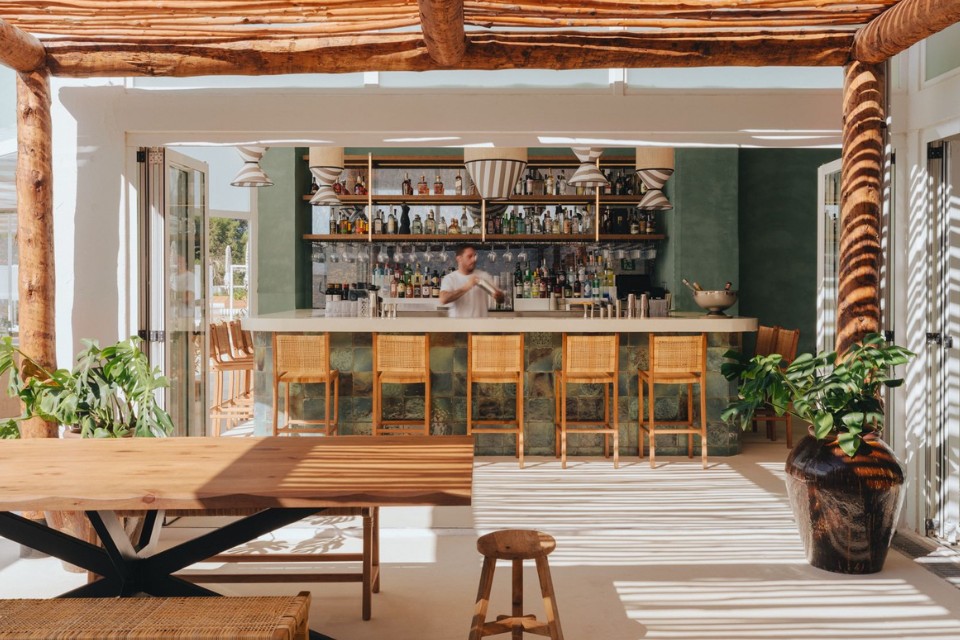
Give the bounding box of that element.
[502,245,514,263]
[438,245,450,263]
[486,248,497,265]
[377,247,388,263]
[393,245,403,263]
[517,246,528,264]
[407,245,418,264]
[423,246,434,263]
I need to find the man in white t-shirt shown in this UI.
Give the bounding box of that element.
[439,244,505,318]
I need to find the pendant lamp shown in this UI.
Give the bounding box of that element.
[463,147,527,200]
[635,147,674,210]
[230,145,273,187]
[308,147,345,205]
[567,147,608,188]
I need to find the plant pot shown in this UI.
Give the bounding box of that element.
[785,431,905,574]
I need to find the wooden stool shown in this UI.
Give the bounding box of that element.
[638,333,708,468]
[469,530,564,640]
[554,334,619,469]
[273,333,340,436]
[468,334,525,467]
[209,322,254,436]
[751,326,800,447]
[373,333,430,435]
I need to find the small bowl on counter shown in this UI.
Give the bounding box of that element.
[692,290,738,316]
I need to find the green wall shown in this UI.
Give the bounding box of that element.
[738,148,840,355]
[257,147,312,313]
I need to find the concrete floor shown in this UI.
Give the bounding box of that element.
[2,431,960,640]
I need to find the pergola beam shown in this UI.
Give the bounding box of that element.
[44,30,853,77]
[0,18,45,72]
[836,61,884,354]
[852,0,960,63]
[418,0,466,65]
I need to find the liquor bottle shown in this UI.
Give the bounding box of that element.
[515,176,523,196]
[425,209,437,234]
[517,210,526,235]
[454,172,463,196]
[432,270,441,298]
[329,212,338,235]
[413,264,422,298]
[387,208,398,234]
[557,170,566,196]
[525,170,535,196]
[339,211,351,234]
[486,211,496,235]
[494,211,503,235]
[434,175,444,196]
[373,209,384,235]
[332,179,342,195]
[389,275,398,298]
[354,176,364,195]
[402,173,413,196]
[417,175,430,195]
[615,170,624,196]
[438,214,447,235]
[460,207,469,233]
[448,215,460,234]
[629,211,640,235]
[411,214,423,234]
[545,171,555,197]
[310,176,319,194]
[603,172,613,196]
[399,204,411,234]
[645,212,655,234]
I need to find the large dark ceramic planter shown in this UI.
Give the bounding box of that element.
[785,431,905,574]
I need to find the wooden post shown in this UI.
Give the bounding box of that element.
[836,61,884,355]
[16,67,57,439]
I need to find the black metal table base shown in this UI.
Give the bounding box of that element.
[0,509,338,639]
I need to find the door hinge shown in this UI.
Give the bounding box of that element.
[926,518,939,534]
[137,329,165,343]
[928,146,944,160]
[884,330,895,343]
[927,332,942,345]
[136,150,147,163]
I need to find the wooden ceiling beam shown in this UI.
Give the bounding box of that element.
[0,18,45,72]
[44,30,853,77]
[852,0,960,62]
[418,0,466,65]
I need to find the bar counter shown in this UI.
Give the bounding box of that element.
[243,311,757,457]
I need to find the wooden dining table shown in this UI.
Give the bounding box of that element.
[0,435,474,636]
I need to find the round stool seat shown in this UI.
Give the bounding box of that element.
[477,529,556,560]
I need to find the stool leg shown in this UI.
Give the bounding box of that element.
[362,511,372,621]
[333,374,340,435]
[272,377,280,437]
[603,382,610,459]
[512,559,523,640]
[649,375,656,469]
[560,379,568,470]
[325,377,332,436]
[699,379,708,469]
[372,506,381,593]
[687,383,694,459]
[554,374,561,459]
[637,376,644,459]
[613,379,619,469]
[470,556,496,640]
[517,374,524,469]
[535,556,564,640]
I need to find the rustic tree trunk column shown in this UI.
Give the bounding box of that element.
[836,61,884,354]
[16,67,57,439]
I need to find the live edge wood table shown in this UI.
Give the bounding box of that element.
[0,435,473,638]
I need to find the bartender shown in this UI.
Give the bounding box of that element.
[439,244,505,318]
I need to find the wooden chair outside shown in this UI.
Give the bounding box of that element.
[209,322,254,436]
[554,334,619,469]
[373,334,431,436]
[752,326,801,447]
[229,318,255,357]
[273,333,339,436]
[468,334,525,467]
[638,333,708,469]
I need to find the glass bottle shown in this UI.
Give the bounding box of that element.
[417,175,430,195]
[525,170,535,196]
[545,171,555,197]
[402,173,413,196]
[411,214,423,235]
[354,175,364,195]
[399,204,411,234]
[454,172,463,196]
[425,209,437,234]
[328,212,338,235]
[332,179,342,195]
[310,175,319,194]
[557,170,566,196]
[542,209,552,235]
[448,215,460,234]
[438,214,447,235]
[387,208,398,234]
[434,175,444,196]
[373,208,384,235]
[460,207,469,233]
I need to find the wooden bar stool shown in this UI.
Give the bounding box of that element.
[372,333,430,436]
[638,333,708,469]
[468,334,525,467]
[469,530,564,640]
[209,322,254,436]
[554,334,619,469]
[752,326,800,447]
[273,333,339,436]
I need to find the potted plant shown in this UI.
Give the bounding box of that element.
[0,336,174,439]
[721,333,914,574]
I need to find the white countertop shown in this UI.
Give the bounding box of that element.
[243,309,758,333]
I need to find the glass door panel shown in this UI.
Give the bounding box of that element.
[817,158,842,355]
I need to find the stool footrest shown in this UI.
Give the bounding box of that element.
[482,614,552,637]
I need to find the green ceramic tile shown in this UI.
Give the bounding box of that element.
[352,347,372,372]
[430,346,453,373]
[431,332,455,347]
[452,348,467,372]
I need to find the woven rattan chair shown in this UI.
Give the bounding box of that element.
[209,322,254,436]
[752,326,800,447]
[273,333,339,436]
[554,334,619,469]
[373,333,431,436]
[638,333,708,469]
[468,334,525,467]
[229,318,255,357]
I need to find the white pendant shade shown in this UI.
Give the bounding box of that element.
[463,147,527,200]
[309,183,340,205]
[637,188,673,210]
[307,149,344,206]
[230,145,273,187]
[567,146,608,187]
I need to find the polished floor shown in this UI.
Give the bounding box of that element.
[2,431,960,640]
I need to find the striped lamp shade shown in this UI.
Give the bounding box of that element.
[567,147,608,187]
[309,166,343,205]
[230,146,273,187]
[463,147,527,200]
[636,147,675,190]
[636,188,673,210]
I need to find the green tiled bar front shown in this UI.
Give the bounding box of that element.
[253,331,744,457]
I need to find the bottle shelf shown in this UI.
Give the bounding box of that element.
[304,233,665,243]
[304,194,652,206]
[303,194,482,204]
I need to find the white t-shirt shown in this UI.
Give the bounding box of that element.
[441,269,495,318]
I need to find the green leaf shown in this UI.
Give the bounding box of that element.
[838,431,862,457]
[813,412,834,439]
